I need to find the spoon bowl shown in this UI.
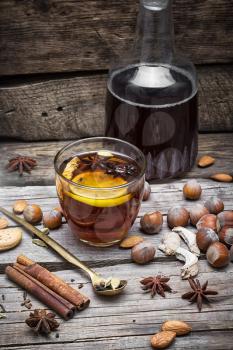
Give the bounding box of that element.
[90,274,127,296]
[94,280,128,296]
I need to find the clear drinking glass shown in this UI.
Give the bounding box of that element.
[54,137,146,247]
[105,0,198,180]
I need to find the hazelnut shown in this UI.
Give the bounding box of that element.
[140,211,163,234]
[196,214,217,232]
[218,226,233,247]
[131,241,156,264]
[43,210,62,230]
[206,242,230,268]
[204,197,224,215]
[189,204,209,226]
[183,180,202,200]
[142,181,151,201]
[196,227,219,253]
[53,206,64,217]
[167,206,189,229]
[216,211,233,233]
[230,245,233,262]
[13,200,28,214]
[23,204,43,224]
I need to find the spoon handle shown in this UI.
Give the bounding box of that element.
[0,206,97,279]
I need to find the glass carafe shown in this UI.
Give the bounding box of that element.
[105,0,198,180]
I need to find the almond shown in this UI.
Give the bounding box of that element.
[161,320,192,336]
[119,235,144,248]
[13,200,28,214]
[198,155,215,168]
[151,331,176,349]
[210,173,232,183]
[0,217,9,229]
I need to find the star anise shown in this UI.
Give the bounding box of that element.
[106,163,137,179]
[182,278,218,312]
[6,155,37,176]
[80,154,109,171]
[140,275,172,297]
[25,309,59,335]
[78,153,138,180]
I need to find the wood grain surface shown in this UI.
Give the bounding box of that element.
[0,262,233,348]
[0,74,106,141]
[0,135,232,349]
[2,333,233,350]
[0,0,233,76]
[0,133,232,186]
[0,182,233,348]
[0,178,232,270]
[0,65,233,141]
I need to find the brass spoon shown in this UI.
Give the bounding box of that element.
[0,206,127,296]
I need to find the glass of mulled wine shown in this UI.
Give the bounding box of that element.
[54,137,146,247]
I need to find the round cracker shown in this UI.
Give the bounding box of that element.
[0,217,9,229]
[0,228,23,251]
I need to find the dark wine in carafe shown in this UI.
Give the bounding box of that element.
[105,64,198,180]
[105,0,198,180]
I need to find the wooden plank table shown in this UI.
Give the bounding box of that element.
[0,134,233,349]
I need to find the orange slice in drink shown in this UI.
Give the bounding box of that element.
[62,157,80,180]
[66,171,132,208]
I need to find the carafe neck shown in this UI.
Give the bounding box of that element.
[135,0,175,63]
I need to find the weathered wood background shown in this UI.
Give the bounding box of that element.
[0,0,233,140]
[0,0,233,75]
[0,2,233,349]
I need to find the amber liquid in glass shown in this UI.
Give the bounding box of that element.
[57,152,144,246]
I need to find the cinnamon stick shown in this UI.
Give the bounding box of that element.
[5,265,75,320]
[17,255,90,310]
[14,263,75,311]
